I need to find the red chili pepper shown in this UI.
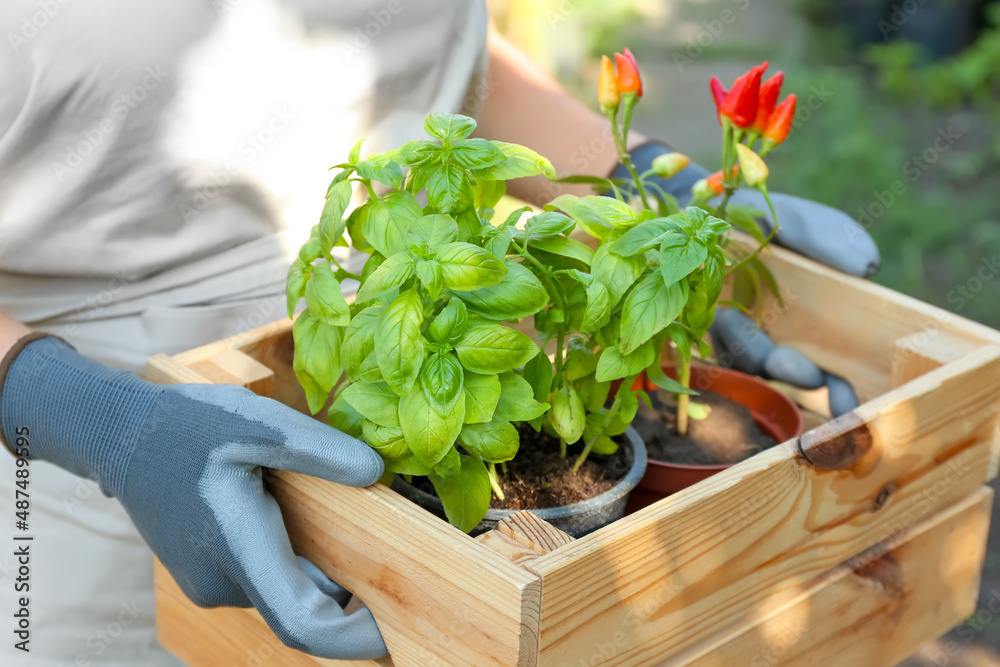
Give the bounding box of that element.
[763,94,796,149]
[614,49,642,97]
[752,72,784,133]
[719,61,768,128]
[710,76,728,124]
[705,165,739,195]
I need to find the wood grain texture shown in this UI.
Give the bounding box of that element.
[890,329,980,389]
[670,487,993,666]
[498,511,575,554]
[528,345,1000,666]
[188,348,275,397]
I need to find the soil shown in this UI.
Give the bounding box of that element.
[632,388,777,465]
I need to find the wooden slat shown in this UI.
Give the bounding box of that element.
[890,329,979,389]
[188,348,275,397]
[154,559,388,667]
[753,240,1000,401]
[498,511,575,553]
[529,345,1000,666]
[671,486,993,666]
[145,353,212,385]
[270,473,542,667]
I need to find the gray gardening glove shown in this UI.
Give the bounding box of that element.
[611,141,882,278]
[0,335,387,660]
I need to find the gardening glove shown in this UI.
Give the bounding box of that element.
[0,334,388,661]
[609,141,882,278]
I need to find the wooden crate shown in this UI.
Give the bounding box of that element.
[148,242,1000,666]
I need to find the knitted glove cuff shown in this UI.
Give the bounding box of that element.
[607,141,710,206]
[0,336,163,497]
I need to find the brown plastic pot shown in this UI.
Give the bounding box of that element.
[624,364,803,513]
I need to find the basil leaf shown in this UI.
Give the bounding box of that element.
[457,420,519,463]
[384,453,432,477]
[524,211,575,239]
[428,163,474,213]
[409,214,458,248]
[549,385,585,444]
[564,337,598,381]
[463,371,501,424]
[420,352,465,417]
[415,260,443,298]
[397,140,445,168]
[647,362,698,395]
[473,142,556,180]
[399,383,465,467]
[451,138,505,170]
[341,305,385,380]
[494,372,549,422]
[319,181,352,252]
[522,351,553,403]
[358,349,384,383]
[292,309,343,414]
[454,323,540,374]
[660,231,708,285]
[550,195,637,239]
[424,112,477,142]
[486,225,516,260]
[609,216,680,256]
[453,260,548,321]
[364,191,423,257]
[341,381,400,428]
[591,244,645,304]
[375,289,426,396]
[356,155,404,190]
[285,259,309,319]
[619,272,688,354]
[576,373,611,413]
[361,420,408,460]
[436,242,507,290]
[591,435,619,455]
[356,253,415,304]
[528,236,594,266]
[346,203,373,254]
[429,299,469,344]
[429,455,490,534]
[327,393,363,439]
[581,280,612,332]
[434,446,462,478]
[472,179,506,210]
[595,341,655,382]
[347,139,364,164]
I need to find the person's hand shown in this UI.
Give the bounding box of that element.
[0,336,387,660]
[610,142,882,278]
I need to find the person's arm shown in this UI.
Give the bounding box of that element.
[473,24,648,205]
[0,310,387,660]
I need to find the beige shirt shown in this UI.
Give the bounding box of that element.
[0,0,488,326]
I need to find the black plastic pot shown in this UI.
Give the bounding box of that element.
[391,427,647,538]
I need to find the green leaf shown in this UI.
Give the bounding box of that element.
[358,349,384,383]
[420,352,465,417]
[616,384,639,423]
[595,341,655,382]
[453,260,548,321]
[356,155,404,190]
[424,113,477,142]
[458,420,519,463]
[428,163,474,213]
[436,242,507,290]
[549,386,585,444]
[415,260,443,298]
[524,211,575,239]
[319,181,353,251]
[494,372,549,422]
[522,352,553,403]
[472,179,506,210]
[609,217,679,256]
[341,382,400,428]
[429,299,468,344]
[486,225,516,260]
[375,289,426,396]
[384,453,432,477]
[564,337,599,381]
[528,236,594,266]
[619,273,688,354]
[451,138,506,170]
[430,455,491,533]
[346,203,373,254]
[361,420,408,460]
[285,259,309,319]
[305,264,350,326]
[686,206,730,236]
[577,373,611,412]
[581,280,612,332]
[299,237,322,263]
[341,305,384,380]
[292,309,342,414]
[591,244,645,304]
[409,214,458,248]
[399,384,465,467]
[364,191,423,257]
[454,323,540,374]
[647,362,698,395]
[327,394,363,439]
[660,231,708,285]
[433,446,461,478]
[725,205,767,243]
[398,140,443,168]
[550,195,637,239]
[356,253,415,304]
[348,139,364,164]
[463,372,501,424]
[591,435,619,456]
[473,142,556,180]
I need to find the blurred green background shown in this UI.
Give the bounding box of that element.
[493,0,1000,330]
[494,1,1000,665]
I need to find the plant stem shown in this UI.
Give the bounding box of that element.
[726,185,779,276]
[559,438,567,459]
[607,109,653,210]
[572,401,621,473]
[676,354,691,437]
[488,462,505,501]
